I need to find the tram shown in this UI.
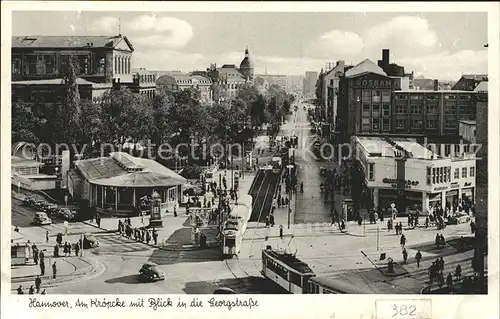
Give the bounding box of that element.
[221,195,252,258]
[261,248,315,294]
[261,247,371,294]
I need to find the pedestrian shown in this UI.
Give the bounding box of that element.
[446,273,453,287]
[40,260,45,276]
[265,216,270,228]
[439,257,445,274]
[75,242,80,256]
[270,213,275,227]
[53,244,59,258]
[33,248,39,265]
[52,261,57,279]
[425,216,429,228]
[400,234,406,248]
[402,248,408,264]
[279,225,284,239]
[67,243,71,256]
[118,220,123,234]
[41,289,46,295]
[29,285,35,295]
[440,234,446,246]
[455,264,462,279]
[146,229,151,244]
[387,219,391,232]
[153,229,158,245]
[35,276,41,293]
[174,204,178,217]
[63,242,67,256]
[435,233,440,247]
[96,214,101,228]
[438,272,445,288]
[415,250,422,267]
[17,285,24,295]
[470,220,476,234]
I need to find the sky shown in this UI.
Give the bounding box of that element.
[12,11,488,80]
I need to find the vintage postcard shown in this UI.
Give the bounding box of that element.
[1,1,499,319]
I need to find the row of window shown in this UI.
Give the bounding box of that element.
[114,55,131,75]
[266,258,289,281]
[454,167,475,179]
[138,74,156,83]
[361,90,391,103]
[362,103,391,117]
[394,119,440,129]
[140,89,155,98]
[427,166,475,185]
[361,118,391,131]
[395,94,473,100]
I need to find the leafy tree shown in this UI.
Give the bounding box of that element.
[11,101,43,144]
[77,99,103,157]
[61,56,81,144]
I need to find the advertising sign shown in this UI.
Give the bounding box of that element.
[352,75,392,89]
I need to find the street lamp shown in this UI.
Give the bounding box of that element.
[286,164,294,229]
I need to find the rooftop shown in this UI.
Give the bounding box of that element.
[474,81,488,92]
[12,156,44,168]
[356,136,438,160]
[12,78,98,86]
[75,152,186,187]
[395,90,475,94]
[12,35,134,51]
[264,249,314,274]
[461,74,488,81]
[345,59,387,78]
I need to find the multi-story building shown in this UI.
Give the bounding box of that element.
[11,35,135,103]
[130,68,156,98]
[336,58,479,146]
[257,74,287,91]
[156,71,213,104]
[452,74,488,91]
[303,71,318,97]
[352,136,476,214]
[12,35,134,84]
[336,58,401,144]
[322,60,345,131]
[216,64,248,100]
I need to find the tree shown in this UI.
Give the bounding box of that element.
[11,101,43,144]
[77,99,103,158]
[61,56,81,144]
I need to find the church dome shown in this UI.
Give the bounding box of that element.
[239,47,254,71]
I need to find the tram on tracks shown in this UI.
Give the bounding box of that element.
[261,247,371,294]
[221,195,252,259]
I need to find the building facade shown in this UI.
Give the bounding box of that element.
[257,74,287,91]
[353,136,476,214]
[303,71,318,97]
[12,35,134,84]
[336,58,401,143]
[130,68,156,98]
[322,60,345,130]
[452,74,488,91]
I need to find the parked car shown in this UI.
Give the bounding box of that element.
[45,204,59,216]
[57,208,76,221]
[139,262,165,281]
[447,212,471,225]
[22,196,36,206]
[33,212,52,225]
[34,200,48,210]
[79,233,100,249]
[213,287,236,294]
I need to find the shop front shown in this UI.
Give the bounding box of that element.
[445,189,459,208]
[378,188,422,215]
[461,182,475,204]
[428,192,443,210]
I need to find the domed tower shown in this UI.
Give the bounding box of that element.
[239,46,254,82]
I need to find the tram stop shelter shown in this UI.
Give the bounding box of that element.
[69,152,187,216]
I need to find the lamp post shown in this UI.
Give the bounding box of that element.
[286,164,294,229]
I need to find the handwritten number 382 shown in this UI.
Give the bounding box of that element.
[392,304,416,317]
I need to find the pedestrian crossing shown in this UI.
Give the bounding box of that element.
[405,256,476,286]
[92,233,154,254]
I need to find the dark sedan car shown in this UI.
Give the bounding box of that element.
[139,262,165,282]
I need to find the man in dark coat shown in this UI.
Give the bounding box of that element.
[52,261,57,279]
[35,276,42,293]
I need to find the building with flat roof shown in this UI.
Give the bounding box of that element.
[352,136,476,214]
[130,68,156,98]
[68,152,186,215]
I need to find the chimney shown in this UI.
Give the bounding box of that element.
[433,79,439,91]
[382,49,390,66]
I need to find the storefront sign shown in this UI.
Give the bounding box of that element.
[352,77,392,89]
[433,186,448,191]
[429,193,442,201]
[446,190,458,196]
[382,178,419,189]
[463,182,472,187]
[450,182,460,189]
